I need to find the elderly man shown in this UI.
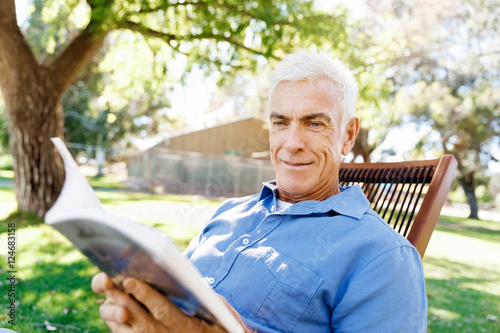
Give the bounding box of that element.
[92,50,427,332]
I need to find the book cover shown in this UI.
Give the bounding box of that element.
[45,137,243,333]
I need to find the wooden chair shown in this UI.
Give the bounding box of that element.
[339,155,458,258]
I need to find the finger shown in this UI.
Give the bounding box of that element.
[106,287,149,318]
[106,320,135,333]
[123,278,195,329]
[123,279,230,333]
[105,286,162,332]
[199,320,229,333]
[99,302,129,324]
[92,272,115,294]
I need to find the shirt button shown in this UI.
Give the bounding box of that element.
[242,238,250,245]
[271,205,275,211]
[206,277,215,284]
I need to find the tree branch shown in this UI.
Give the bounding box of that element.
[49,19,108,95]
[190,32,277,59]
[0,0,39,90]
[122,21,175,43]
[123,20,277,60]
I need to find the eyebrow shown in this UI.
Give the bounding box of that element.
[270,111,333,122]
[270,112,287,120]
[301,112,333,122]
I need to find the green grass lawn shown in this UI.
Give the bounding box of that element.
[423,215,500,332]
[0,177,499,332]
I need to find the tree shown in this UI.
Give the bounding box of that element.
[0,97,8,155]
[0,0,106,217]
[378,0,500,218]
[0,0,351,217]
[395,81,499,219]
[61,32,174,150]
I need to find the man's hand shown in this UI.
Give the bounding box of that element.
[91,272,249,333]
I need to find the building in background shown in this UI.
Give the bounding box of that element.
[127,117,274,197]
[157,117,270,158]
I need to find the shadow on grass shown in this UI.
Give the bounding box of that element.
[0,210,43,234]
[2,261,108,332]
[425,257,500,333]
[436,215,500,244]
[0,230,108,332]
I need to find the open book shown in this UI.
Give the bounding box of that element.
[45,138,244,333]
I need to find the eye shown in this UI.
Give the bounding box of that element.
[308,122,324,130]
[272,120,287,128]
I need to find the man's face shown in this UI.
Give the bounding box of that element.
[269,78,358,203]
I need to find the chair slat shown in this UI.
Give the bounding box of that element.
[378,168,398,219]
[403,166,433,236]
[339,155,457,258]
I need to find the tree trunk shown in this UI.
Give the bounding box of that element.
[351,127,374,162]
[458,174,480,220]
[0,0,106,217]
[6,94,66,217]
[0,0,63,217]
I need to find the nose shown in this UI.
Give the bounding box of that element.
[283,123,306,153]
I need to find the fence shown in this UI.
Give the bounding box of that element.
[127,148,276,198]
[65,142,131,177]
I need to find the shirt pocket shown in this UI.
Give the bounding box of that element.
[232,248,323,332]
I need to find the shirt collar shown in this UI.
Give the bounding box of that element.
[259,180,370,220]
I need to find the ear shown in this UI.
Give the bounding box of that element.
[342,117,360,156]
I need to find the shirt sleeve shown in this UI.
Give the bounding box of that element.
[331,245,428,333]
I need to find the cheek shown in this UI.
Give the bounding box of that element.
[316,139,342,166]
[269,131,283,150]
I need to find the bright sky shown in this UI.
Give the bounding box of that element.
[170,69,219,130]
[315,0,369,18]
[15,0,30,24]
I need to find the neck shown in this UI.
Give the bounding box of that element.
[277,182,341,203]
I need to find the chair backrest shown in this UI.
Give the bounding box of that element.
[339,155,457,258]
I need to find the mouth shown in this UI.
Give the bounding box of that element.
[282,160,313,167]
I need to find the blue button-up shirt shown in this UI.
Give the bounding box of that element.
[184,181,427,332]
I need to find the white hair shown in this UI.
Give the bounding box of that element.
[269,49,359,129]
